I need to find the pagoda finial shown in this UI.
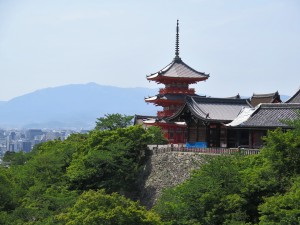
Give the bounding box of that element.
[174,19,181,62]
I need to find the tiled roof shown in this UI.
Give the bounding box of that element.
[226,94,241,99]
[286,88,300,103]
[239,103,300,128]
[145,94,198,102]
[250,91,281,107]
[134,114,157,125]
[226,108,256,127]
[170,96,251,122]
[146,58,209,81]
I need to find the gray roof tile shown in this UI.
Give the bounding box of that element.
[286,88,300,103]
[147,59,209,81]
[240,103,300,127]
[250,91,281,107]
[170,96,251,122]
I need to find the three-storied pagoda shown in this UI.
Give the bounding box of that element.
[144,20,209,143]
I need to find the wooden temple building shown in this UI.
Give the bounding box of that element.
[250,91,281,107]
[168,96,252,148]
[168,95,300,148]
[143,20,209,143]
[226,103,300,148]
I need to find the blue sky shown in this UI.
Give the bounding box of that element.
[0,0,299,101]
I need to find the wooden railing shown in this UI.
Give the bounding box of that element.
[149,146,260,156]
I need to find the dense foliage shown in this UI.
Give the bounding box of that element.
[95,113,134,130]
[1,114,300,224]
[154,116,300,224]
[57,189,162,225]
[0,125,163,224]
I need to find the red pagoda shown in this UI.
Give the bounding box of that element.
[144,20,209,144]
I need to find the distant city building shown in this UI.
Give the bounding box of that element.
[9,131,16,140]
[20,141,32,152]
[0,128,85,157]
[26,129,43,140]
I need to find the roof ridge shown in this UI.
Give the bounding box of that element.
[286,87,300,103]
[252,92,279,97]
[191,96,209,117]
[191,96,250,104]
[260,103,300,108]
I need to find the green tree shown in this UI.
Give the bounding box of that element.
[2,151,28,166]
[259,176,300,224]
[57,189,162,225]
[259,128,300,187]
[0,139,80,224]
[145,126,168,145]
[0,167,15,211]
[95,113,134,130]
[66,125,149,193]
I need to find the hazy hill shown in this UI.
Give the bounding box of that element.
[0,83,158,129]
[0,83,290,129]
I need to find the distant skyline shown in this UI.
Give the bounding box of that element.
[0,0,299,101]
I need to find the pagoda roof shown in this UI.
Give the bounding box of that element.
[250,91,281,107]
[228,103,300,128]
[146,20,209,83]
[146,58,209,82]
[133,114,157,125]
[145,93,200,102]
[143,118,186,126]
[169,96,251,123]
[286,87,300,103]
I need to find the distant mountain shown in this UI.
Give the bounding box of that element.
[0,83,159,129]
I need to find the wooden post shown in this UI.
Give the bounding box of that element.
[237,129,241,147]
[249,130,253,148]
[196,120,199,142]
[187,123,190,143]
[216,124,221,147]
[206,124,210,147]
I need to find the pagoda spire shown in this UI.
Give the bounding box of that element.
[174,19,181,62]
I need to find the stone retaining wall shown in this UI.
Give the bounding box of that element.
[138,151,206,209]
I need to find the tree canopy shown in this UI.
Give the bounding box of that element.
[57,189,162,225]
[95,113,134,130]
[146,126,168,145]
[1,114,300,224]
[0,124,162,224]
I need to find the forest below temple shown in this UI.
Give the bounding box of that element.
[1,113,300,224]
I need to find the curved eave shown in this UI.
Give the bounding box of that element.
[236,125,294,129]
[147,76,209,84]
[146,99,184,105]
[144,96,158,102]
[146,58,209,82]
[168,103,188,121]
[146,61,174,79]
